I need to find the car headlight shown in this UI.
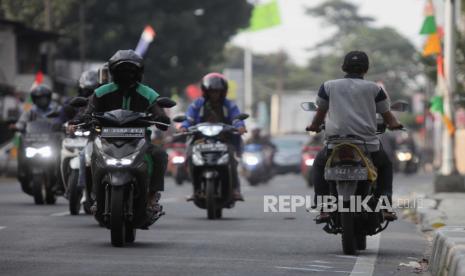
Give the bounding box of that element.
[192,152,204,166]
[172,156,186,164]
[397,151,412,162]
[198,125,223,136]
[26,146,52,158]
[305,158,315,166]
[244,155,259,166]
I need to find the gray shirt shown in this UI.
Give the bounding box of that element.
[316,75,390,152]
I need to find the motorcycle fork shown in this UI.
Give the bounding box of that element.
[126,184,134,221]
[103,183,110,222]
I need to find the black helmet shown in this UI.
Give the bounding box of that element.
[108,50,143,87]
[200,73,228,98]
[30,84,52,110]
[341,51,369,74]
[79,69,99,97]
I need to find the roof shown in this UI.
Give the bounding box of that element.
[0,18,59,41]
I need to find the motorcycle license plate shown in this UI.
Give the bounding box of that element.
[101,127,145,138]
[324,167,368,181]
[196,143,228,152]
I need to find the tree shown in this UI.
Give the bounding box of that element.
[0,0,253,96]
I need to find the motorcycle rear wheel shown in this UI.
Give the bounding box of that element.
[341,212,357,255]
[356,235,367,250]
[110,188,126,247]
[32,179,45,205]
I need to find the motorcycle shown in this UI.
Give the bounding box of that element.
[165,142,189,185]
[395,144,419,175]
[173,114,249,220]
[241,143,272,186]
[70,96,176,247]
[301,100,408,255]
[19,119,62,205]
[300,145,322,187]
[60,125,92,215]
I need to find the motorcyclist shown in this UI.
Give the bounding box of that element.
[179,73,247,201]
[14,85,62,193]
[60,69,100,124]
[306,51,403,222]
[75,49,169,222]
[245,124,276,167]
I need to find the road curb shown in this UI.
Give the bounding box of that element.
[430,226,465,276]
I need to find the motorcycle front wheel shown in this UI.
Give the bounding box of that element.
[68,170,82,215]
[206,178,219,220]
[110,187,126,247]
[32,179,45,205]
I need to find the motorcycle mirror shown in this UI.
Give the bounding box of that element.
[46,111,60,118]
[156,97,177,108]
[300,102,318,111]
[390,101,409,112]
[173,115,187,123]
[69,97,89,108]
[234,113,249,121]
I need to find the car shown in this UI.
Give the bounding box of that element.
[272,134,307,175]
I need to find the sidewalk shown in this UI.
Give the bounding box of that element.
[411,178,465,276]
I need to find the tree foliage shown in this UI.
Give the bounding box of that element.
[0,0,252,96]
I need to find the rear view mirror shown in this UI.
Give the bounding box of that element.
[46,111,60,118]
[391,101,409,112]
[301,102,318,111]
[69,97,89,108]
[234,113,249,121]
[173,115,187,123]
[156,97,177,108]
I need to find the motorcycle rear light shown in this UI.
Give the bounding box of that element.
[305,158,315,166]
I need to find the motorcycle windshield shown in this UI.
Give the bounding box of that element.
[244,144,263,152]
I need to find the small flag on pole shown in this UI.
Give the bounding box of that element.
[419,0,441,56]
[247,0,281,32]
[135,25,156,57]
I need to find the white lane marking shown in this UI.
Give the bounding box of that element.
[0,226,6,230]
[160,197,180,203]
[277,266,359,273]
[50,211,70,217]
[349,234,381,276]
[305,264,334,269]
[276,266,325,272]
[312,260,332,264]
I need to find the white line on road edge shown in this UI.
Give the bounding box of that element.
[0,226,6,230]
[349,234,381,276]
[50,211,70,217]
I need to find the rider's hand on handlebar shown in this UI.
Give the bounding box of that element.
[178,127,188,133]
[67,124,77,134]
[306,124,321,133]
[237,127,247,135]
[387,123,404,131]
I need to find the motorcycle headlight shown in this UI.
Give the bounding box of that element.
[243,155,259,166]
[192,152,204,166]
[217,153,229,165]
[305,158,315,166]
[172,156,186,164]
[75,130,91,137]
[103,151,138,166]
[396,151,412,162]
[198,125,223,137]
[26,146,52,158]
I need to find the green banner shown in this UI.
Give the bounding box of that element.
[247,0,281,32]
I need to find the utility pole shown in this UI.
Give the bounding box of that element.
[435,0,463,192]
[441,0,457,174]
[79,1,87,72]
[244,48,253,117]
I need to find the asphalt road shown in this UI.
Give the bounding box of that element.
[0,173,431,276]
